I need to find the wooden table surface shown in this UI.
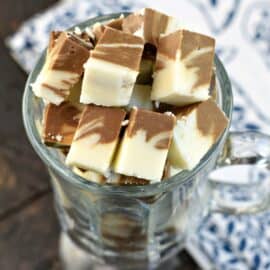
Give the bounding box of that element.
[0,1,200,269]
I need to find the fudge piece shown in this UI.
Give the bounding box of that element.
[114,108,175,182]
[122,12,144,36]
[32,32,90,105]
[43,102,82,147]
[69,31,94,50]
[72,167,106,184]
[122,8,180,46]
[47,31,62,54]
[92,16,124,42]
[168,99,228,170]
[128,84,153,110]
[49,29,94,52]
[80,28,144,106]
[66,105,126,174]
[107,17,124,30]
[163,161,182,179]
[151,30,215,106]
[92,23,105,41]
[143,8,180,46]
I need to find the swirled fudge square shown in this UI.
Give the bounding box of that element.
[122,11,144,36]
[80,28,144,106]
[168,99,228,170]
[122,8,180,46]
[66,105,126,174]
[91,16,124,42]
[32,32,90,105]
[151,30,215,106]
[114,108,175,182]
[43,102,82,147]
[143,8,180,46]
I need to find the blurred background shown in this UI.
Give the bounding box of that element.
[0,0,270,269]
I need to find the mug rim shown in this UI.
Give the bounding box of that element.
[22,12,233,196]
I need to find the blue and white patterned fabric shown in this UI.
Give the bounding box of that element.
[6,0,270,269]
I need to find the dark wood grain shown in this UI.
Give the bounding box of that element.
[0,1,60,269]
[0,194,60,270]
[0,0,58,38]
[0,38,51,218]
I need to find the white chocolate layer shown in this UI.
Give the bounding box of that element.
[32,69,79,105]
[80,58,138,106]
[151,56,210,106]
[168,111,214,170]
[133,26,144,38]
[72,167,104,183]
[66,133,117,174]
[168,166,182,177]
[114,130,170,182]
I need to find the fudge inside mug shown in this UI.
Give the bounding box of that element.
[23,12,232,268]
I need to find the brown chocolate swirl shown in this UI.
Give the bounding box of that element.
[91,28,144,71]
[92,17,124,42]
[43,102,82,146]
[174,99,228,141]
[157,31,181,60]
[144,8,170,46]
[41,83,69,98]
[48,31,62,54]
[157,30,215,90]
[98,27,143,45]
[127,108,175,149]
[106,17,124,30]
[122,13,144,34]
[49,32,90,74]
[195,99,228,139]
[75,105,126,144]
[182,31,215,89]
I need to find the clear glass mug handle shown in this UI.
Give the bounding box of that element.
[208,131,270,214]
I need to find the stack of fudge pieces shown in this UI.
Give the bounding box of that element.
[32,8,228,185]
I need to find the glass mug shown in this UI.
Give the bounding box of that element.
[22,13,270,270]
